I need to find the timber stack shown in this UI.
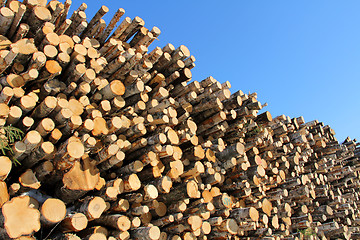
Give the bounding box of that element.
[0,0,359,239]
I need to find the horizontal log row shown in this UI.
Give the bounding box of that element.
[0,0,359,239]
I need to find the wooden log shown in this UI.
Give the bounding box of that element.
[42,45,58,60]
[26,6,51,36]
[145,26,161,47]
[31,96,57,119]
[110,16,132,39]
[37,60,62,82]
[65,11,86,36]
[94,214,131,231]
[230,207,260,222]
[21,141,54,168]
[0,7,14,35]
[0,47,18,74]
[55,18,71,34]
[0,180,9,209]
[39,198,66,226]
[98,8,125,44]
[8,3,26,39]
[110,198,129,213]
[110,52,142,80]
[18,129,41,157]
[78,196,107,221]
[32,160,53,182]
[81,5,109,38]
[53,137,84,170]
[215,142,245,161]
[48,0,64,24]
[1,196,40,238]
[131,226,161,240]
[122,173,141,192]
[55,0,71,28]
[118,16,144,42]
[61,213,88,232]
[99,79,125,99]
[6,105,22,124]
[0,73,25,88]
[16,169,41,194]
[159,180,200,203]
[0,156,11,181]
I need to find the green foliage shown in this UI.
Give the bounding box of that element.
[0,125,24,165]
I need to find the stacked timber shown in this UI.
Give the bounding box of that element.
[0,0,359,239]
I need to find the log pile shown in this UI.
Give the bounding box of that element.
[0,0,359,239]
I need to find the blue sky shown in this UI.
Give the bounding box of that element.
[73,1,360,142]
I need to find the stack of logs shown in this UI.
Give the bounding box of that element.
[0,0,359,239]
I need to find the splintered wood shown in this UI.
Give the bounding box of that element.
[0,0,359,239]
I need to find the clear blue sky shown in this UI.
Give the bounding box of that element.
[72,0,360,142]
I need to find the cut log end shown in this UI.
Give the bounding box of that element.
[41,198,66,224]
[2,196,41,238]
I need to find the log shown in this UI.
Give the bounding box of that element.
[98,8,125,44]
[230,207,259,222]
[8,3,26,39]
[78,196,107,220]
[0,156,11,180]
[159,180,200,203]
[57,157,99,203]
[27,6,51,35]
[94,214,131,231]
[0,7,14,36]
[118,16,144,42]
[40,198,66,226]
[2,196,40,238]
[131,226,161,240]
[61,213,88,232]
[81,5,109,38]
[21,141,54,168]
[53,137,84,170]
